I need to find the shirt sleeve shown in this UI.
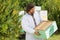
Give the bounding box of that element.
[21,17,35,34]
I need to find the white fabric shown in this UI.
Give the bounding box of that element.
[21,12,44,40]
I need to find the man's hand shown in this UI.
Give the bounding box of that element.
[34,30,40,36]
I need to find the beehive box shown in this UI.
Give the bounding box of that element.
[35,6,41,11]
[40,10,48,21]
[34,21,58,39]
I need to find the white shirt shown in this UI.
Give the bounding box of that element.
[21,12,44,40]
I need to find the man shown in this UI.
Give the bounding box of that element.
[21,3,44,40]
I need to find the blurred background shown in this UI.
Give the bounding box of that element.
[0,0,60,40]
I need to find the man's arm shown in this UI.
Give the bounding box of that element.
[21,17,35,34]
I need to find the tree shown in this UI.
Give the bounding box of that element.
[0,0,21,40]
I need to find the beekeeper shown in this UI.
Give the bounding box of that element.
[21,3,44,40]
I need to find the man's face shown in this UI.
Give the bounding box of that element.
[29,7,35,14]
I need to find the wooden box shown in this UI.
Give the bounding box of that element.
[34,21,58,39]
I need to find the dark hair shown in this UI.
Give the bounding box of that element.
[25,3,34,13]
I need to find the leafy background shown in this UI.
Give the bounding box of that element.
[0,0,60,40]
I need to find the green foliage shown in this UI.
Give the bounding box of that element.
[0,0,21,40]
[0,0,60,40]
